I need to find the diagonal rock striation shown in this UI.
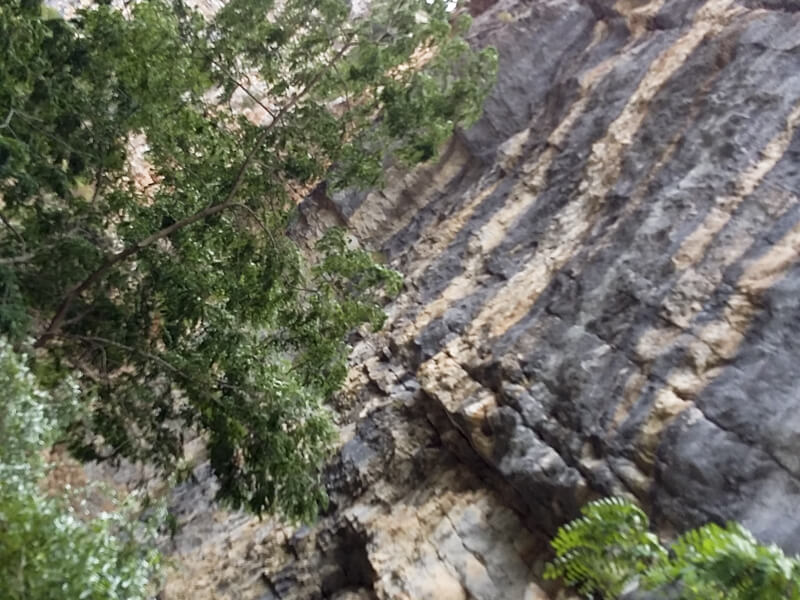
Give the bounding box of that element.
[158,0,800,596]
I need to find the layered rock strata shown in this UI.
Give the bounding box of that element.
[275,0,800,595]
[59,0,800,597]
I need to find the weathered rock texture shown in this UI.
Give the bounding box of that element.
[156,0,800,597]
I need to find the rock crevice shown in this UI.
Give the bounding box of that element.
[161,0,800,596]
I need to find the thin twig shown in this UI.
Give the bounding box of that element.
[229,202,279,248]
[0,108,14,129]
[62,334,245,397]
[65,334,184,376]
[0,253,35,265]
[213,61,277,120]
[12,110,99,162]
[60,306,96,327]
[0,212,25,247]
[90,166,105,205]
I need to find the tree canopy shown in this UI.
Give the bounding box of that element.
[0,0,497,520]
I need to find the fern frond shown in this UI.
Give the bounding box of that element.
[544,497,667,598]
[546,497,800,600]
[644,521,800,600]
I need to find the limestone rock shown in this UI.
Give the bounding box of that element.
[53,0,800,596]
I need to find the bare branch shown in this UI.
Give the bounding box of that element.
[0,212,25,247]
[0,108,14,129]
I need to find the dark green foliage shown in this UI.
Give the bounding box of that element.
[545,497,800,599]
[0,0,496,520]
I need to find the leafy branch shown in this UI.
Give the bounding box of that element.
[545,497,800,599]
[35,38,355,348]
[0,0,496,520]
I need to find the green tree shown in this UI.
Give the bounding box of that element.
[544,497,800,599]
[0,339,162,600]
[0,0,496,520]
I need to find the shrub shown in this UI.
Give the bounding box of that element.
[0,339,162,599]
[545,496,800,599]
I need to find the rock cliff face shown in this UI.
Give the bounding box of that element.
[161,0,800,597]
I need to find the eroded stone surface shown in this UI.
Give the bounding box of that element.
[168,0,800,595]
[48,0,800,596]
[161,391,554,599]
[367,0,800,551]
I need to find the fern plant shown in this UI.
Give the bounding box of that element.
[544,497,668,598]
[647,522,800,599]
[545,497,800,599]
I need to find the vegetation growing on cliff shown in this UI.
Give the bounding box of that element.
[545,496,800,599]
[0,0,496,526]
[0,339,162,599]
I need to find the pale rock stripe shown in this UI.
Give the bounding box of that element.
[611,103,800,431]
[673,103,800,272]
[636,216,800,466]
[446,0,738,349]
[614,0,667,38]
[416,0,741,465]
[397,44,621,345]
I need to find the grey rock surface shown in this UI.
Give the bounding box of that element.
[271,0,800,596]
[71,0,800,597]
[383,0,800,549]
